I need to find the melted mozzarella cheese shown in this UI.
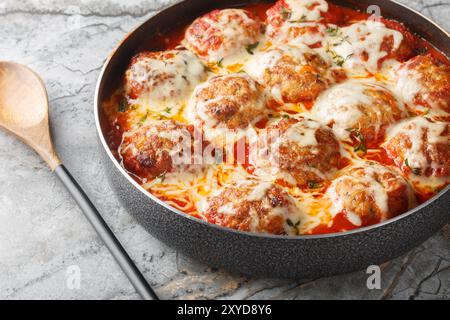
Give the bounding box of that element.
[246,182,273,201]
[312,80,372,140]
[266,0,329,46]
[126,50,206,115]
[329,21,404,73]
[385,117,448,170]
[394,63,450,116]
[284,119,321,146]
[279,22,327,47]
[244,44,323,103]
[395,64,422,107]
[327,165,393,226]
[185,9,260,63]
[284,0,329,22]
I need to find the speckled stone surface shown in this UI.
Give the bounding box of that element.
[0,0,449,300]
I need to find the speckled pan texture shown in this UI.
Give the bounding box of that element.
[95,0,450,279]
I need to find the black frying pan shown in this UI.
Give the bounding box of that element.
[95,0,450,279]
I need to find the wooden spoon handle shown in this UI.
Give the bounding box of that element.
[54,164,158,300]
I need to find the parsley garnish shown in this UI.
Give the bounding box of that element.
[354,143,367,154]
[156,172,167,183]
[326,45,352,67]
[118,98,128,113]
[246,42,259,55]
[404,158,422,175]
[416,47,429,55]
[217,58,224,68]
[164,107,172,114]
[286,218,301,228]
[289,14,307,23]
[326,26,340,36]
[307,181,322,189]
[346,128,367,155]
[281,7,292,20]
[139,111,149,125]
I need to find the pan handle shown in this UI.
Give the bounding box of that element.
[54,164,158,300]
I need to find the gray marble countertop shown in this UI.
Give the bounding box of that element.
[0,0,449,300]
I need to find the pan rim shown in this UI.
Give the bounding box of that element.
[94,0,450,241]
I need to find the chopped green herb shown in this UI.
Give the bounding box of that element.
[346,128,367,155]
[217,58,224,68]
[434,186,443,194]
[423,108,431,116]
[326,26,340,36]
[286,219,301,228]
[339,53,353,66]
[139,111,149,125]
[416,47,429,55]
[118,98,128,113]
[354,143,367,154]
[326,45,351,67]
[157,172,167,183]
[164,107,172,114]
[404,158,422,175]
[246,42,259,55]
[268,113,281,119]
[289,14,307,23]
[282,113,290,119]
[281,7,292,20]
[307,181,322,189]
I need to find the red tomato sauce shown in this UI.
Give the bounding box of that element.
[309,212,360,235]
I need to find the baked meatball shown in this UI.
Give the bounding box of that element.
[327,163,415,227]
[327,20,415,73]
[184,9,262,64]
[187,73,267,145]
[313,81,407,146]
[124,50,207,113]
[203,181,300,235]
[253,118,342,187]
[395,55,450,114]
[245,45,344,104]
[119,121,194,181]
[384,117,450,179]
[266,0,342,47]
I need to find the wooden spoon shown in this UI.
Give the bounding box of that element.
[0,61,157,300]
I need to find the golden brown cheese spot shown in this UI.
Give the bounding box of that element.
[187,73,267,145]
[396,55,450,114]
[245,45,345,104]
[253,118,341,187]
[119,121,193,181]
[313,81,407,145]
[327,163,415,227]
[204,182,299,235]
[384,117,450,178]
[184,9,263,63]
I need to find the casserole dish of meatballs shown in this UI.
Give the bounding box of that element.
[96,0,450,278]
